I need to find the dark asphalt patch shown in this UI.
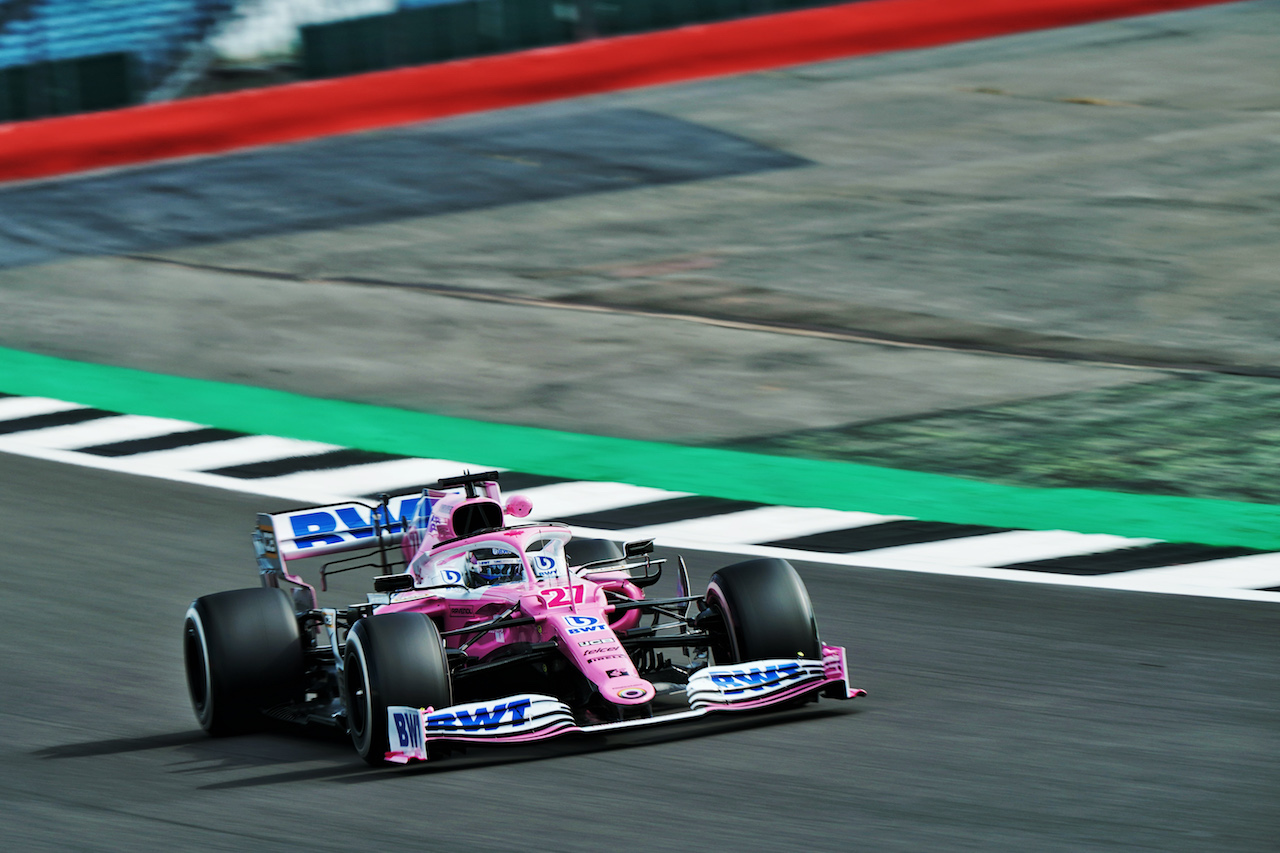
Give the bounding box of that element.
[0,108,808,270]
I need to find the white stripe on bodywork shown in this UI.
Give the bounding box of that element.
[2,414,206,449]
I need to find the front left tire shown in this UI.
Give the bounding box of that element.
[703,558,822,665]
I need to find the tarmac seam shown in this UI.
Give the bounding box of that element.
[124,253,1270,379]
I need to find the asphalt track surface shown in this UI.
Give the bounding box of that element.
[4,452,1278,852]
[4,3,1280,851]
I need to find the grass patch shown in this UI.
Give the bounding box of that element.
[731,374,1280,505]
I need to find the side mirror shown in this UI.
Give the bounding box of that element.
[624,538,655,558]
[373,573,415,593]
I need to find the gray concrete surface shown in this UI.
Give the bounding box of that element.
[0,254,1161,440]
[152,1,1280,371]
[0,2,1275,444]
[3,452,1277,852]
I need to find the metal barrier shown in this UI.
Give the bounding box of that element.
[0,0,838,120]
[0,0,231,120]
[0,51,135,120]
[300,0,840,79]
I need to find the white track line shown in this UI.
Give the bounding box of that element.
[248,457,490,496]
[521,481,691,519]
[1095,552,1280,591]
[0,396,87,420]
[121,435,343,469]
[0,396,1277,604]
[853,529,1160,567]
[634,532,1280,603]
[2,414,206,449]
[618,505,906,543]
[0,439,355,505]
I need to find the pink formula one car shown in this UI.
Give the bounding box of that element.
[183,471,864,764]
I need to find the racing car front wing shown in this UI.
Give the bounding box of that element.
[385,644,865,763]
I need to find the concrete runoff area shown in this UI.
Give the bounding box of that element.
[0,108,810,271]
[0,3,1276,454]
[0,255,1164,442]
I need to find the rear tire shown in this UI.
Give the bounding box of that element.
[344,613,453,765]
[183,587,305,736]
[704,558,821,664]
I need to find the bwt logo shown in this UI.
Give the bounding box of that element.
[289,499,419,549]
[565,615,604,635]
[393,711,422,749]
[711,662,802,689]
[427,699,533,732]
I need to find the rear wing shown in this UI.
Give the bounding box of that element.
[254,491,424,567]
[253,471,508,606]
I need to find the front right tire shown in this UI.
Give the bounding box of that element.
[344,612,453,765]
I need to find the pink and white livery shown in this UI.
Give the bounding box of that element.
[183,471,864,764]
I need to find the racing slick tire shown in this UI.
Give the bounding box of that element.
[704,558,822,664]
[183,587,305,736]
[565,538,624,567]
[344,612,453,765]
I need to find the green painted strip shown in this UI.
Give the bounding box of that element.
[4,346,1279,550]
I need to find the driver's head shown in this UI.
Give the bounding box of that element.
[466,547,523,587]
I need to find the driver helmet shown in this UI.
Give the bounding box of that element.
[466,547,523,587]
